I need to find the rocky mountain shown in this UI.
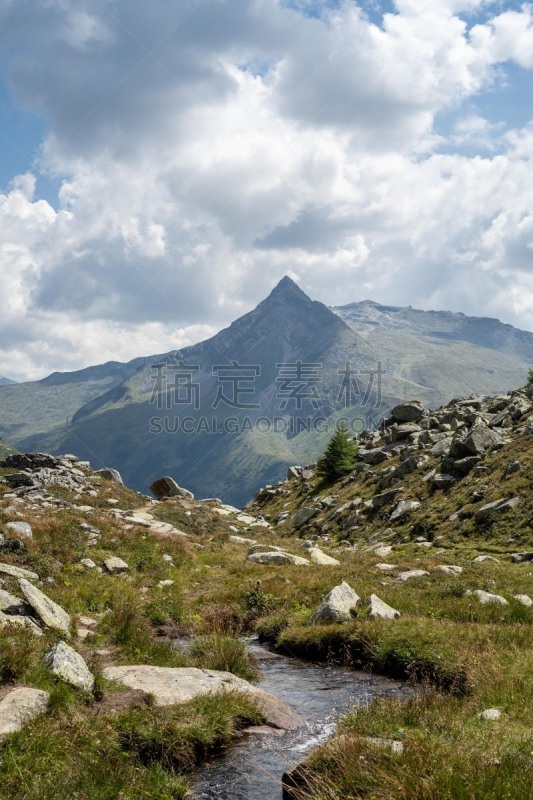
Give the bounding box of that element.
[0,278,531,505]
[0,376,15,386]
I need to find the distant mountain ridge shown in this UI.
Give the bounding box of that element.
[0,278,531,505]
[0,376,16,386]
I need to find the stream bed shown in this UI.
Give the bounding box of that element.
[191,639,409,799]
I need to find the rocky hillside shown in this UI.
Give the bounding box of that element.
[0,384,531,798]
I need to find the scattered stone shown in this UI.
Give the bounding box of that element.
[3,521,32,539]
[44,642,95,691]
[95,468,123,485]
[389,500,420,522]
[396,569,430,582]
[434,565,463,575]
[229,535,256,545]
[370,488,404,509]
[0,563,39,581]
[431,473,456,490]
[248,544,282,555]
[467,589,508,605]
[367,594,400,619]
[247,552,293,566]
[478,708,502,721]
[18,579,71,635]
[473,555,500,563]
[513,594,532,607]
[375,563,395,571]
[391,400,424,422]
[311,581,360,625]
[103,557,129,574]
[510,552,533,563]
[0,588,27,614]
[476,497,521,521]
[80,558,98,569]
[293,507,319,528]
[102,665,302,730]
[0,687,49,738]
[150,477,194,501]
[308,548,340,566]
[0,610,43,636]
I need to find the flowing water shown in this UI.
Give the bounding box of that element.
[191,639,408,799]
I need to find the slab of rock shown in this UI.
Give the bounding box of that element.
[95,468,123,485]
[248,544,282,555]
[19,578,71,635]
[391,400,424,422]
[478,708,502,721]
[370,488,404,509]
[0,687,49,738]
[375,563,396,571]
[311,581,360,625]
[103,557,129,574]
[476,497,521,521]
[510,552,533,563]
[513,594,532,607]
[389,500,420,522]
[430,473,456,490]
[150,477,194,501]
[101,665,302,730]
[247,551,292,566]
[3,521,32,539]
[293,507,319,528]
[0,588,26,614]
[229,535,257,545]
[473,555,500,563]
[308,548,340,566]
[44,642,94,691]
[467,589,508,605]
[0,610,43,636]
[367,594,400,619]
[434,565,463,575]
[396,569,430,582]
[0,563,39,581]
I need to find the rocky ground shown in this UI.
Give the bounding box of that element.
[0,383,531,799]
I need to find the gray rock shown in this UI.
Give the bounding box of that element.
[19,579,71,635]
[478,708,502,721]
[247,551,292,566]
[396,569,430,582]
[0,610,43,636]
[450,423,503,458]
[391,400,424,422]
[367,594,400,619]
[102,666,302,730]
[370,488,404,509]
[248,544,282,555]
[150,476,194,501]
[0,588,27,614]
[293,507,319,529]
[476,497,521,521]
[103,557,129,574]
[0,687,49,738]
[311,581,360,624]
[510,552,533,563]
[44,642,94,691]
[3,521,32,539]
[308,548,340,566]
[468,589,508,605]
[513,594,532,607]
[389,500,420,522]
[0,562,39,581]
[473,555,500,563]
[434,565,463,575]
[430,473,456,490]
[95,468,123,485]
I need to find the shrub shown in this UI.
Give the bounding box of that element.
[317,423,359,480]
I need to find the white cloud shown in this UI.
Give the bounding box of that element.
[0,0,532,380]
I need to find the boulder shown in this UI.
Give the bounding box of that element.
[308,548,340,566]
[389,500,420,522]
[95,468,123,485]
[44,642,94,691]
[468,589,508,606]
[396,569,429,582]
[311,581,360,624]
[293,507,319,529]
[0,563,39,581]
[101,665,302,730]
[391,400,424,422]
[370,488,404,509]
[475,497,521,521]
[103,557,129,574]
[513,594,532,607]
[3,521,32,539]
[434,565,463,575]
[19,579,71,635]
[367,594,400,620]
[510,552,533,563]
[247,544,282,555]
[473,555,500,563]
[449,424,503,458]
[0,687,49,738]
[0,610,43,636]
[478,708,502,721]
[150,477,194,501]
[247,551,299,566]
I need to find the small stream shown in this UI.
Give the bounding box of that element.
[190,640,408,799]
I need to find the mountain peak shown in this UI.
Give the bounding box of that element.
[267,275,309,302]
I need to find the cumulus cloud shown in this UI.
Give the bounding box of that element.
[0,0,533,379]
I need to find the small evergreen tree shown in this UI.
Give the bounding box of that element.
[528,368,533,385]
[317,423,359,480]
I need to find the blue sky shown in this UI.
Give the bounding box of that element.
[1,0,533,380]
